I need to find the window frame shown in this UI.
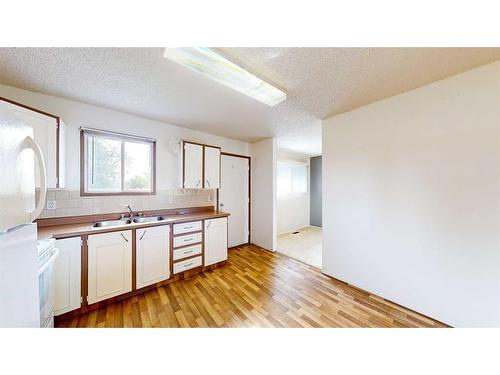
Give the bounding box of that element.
[80,128,156,196]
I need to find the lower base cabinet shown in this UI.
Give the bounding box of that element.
[136,225,170,289]
[87,230,132,304]
[204,217,228,266]
[54,237,82,316]
[52,216,229,317]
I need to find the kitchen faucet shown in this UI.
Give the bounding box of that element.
[126,204,133,217]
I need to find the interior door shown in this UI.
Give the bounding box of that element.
[220,154,249,247]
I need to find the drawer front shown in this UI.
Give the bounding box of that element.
[173,221,202,235]
[173,244,202,261]
[173,232,202,248]
[173,256,202,274]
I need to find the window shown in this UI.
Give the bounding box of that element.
[277,160,308,198]
[81,128,155,195]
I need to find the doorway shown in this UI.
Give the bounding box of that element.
[219,153,250,248]
[276,153,322,268]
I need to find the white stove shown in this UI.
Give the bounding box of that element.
[37,238,59,328]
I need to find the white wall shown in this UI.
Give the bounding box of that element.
[250,138,277,251]
[322,61,500,327]
[277,149,310,234]
[0,83,249,217]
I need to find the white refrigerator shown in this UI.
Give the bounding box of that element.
[0,101,48,327]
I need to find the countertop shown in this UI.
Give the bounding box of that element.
[37,210,230,240]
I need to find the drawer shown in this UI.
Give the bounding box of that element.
[173,256,202,274]
[173,221,202,235]
[173,244,202,261]
[173,232,202,248]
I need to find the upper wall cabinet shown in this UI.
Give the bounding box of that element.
[183,142,203,188]
[182,141,220,189]
[0,98,65,189]
[204,146,220,189]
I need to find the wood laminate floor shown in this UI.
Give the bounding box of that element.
[56,244,447,328]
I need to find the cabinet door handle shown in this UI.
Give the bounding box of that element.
[120,233,129,243]
[206,180,211,187]
[196,179,201,187]
[206,221,211,228]
[139,230,147,241]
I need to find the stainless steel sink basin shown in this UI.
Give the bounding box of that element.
[132,216,164,223]
[93,219,132,228]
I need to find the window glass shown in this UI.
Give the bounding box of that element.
[83,130,154,194]
[277,160,308,197]
[88,136,122,192]
[124,141,152,191]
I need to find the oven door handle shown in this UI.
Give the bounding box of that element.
[38,248,60,276]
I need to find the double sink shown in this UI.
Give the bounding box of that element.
[93,215,171,228]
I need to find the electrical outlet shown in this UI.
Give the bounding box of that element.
[46,200,56,210]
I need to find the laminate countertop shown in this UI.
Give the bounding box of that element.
[37,210,230,240]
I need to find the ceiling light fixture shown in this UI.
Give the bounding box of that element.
[163,48,286,107]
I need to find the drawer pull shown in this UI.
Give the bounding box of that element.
[183,250,193,254]
[184,262,193,268]
[183,238,191,242]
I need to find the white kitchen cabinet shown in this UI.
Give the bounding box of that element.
[204,146,220,189]
[204,217,228,266]
[136,225,170,289]
[0,99,65,189]
[173,220,202,235]
[87,230,132,304]
[183,142,203,188]
[173,232,202,248]
[53,237,81,316]
[173,256,202,274]
[182,141,221,189]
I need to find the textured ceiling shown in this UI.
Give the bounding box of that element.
[0,47,499,156]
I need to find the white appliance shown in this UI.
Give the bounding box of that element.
[37,238,59,328]
[0,101,49,327]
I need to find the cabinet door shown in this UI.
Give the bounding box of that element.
[54,237,82,315]
[1,100,59,188]
[183,142,203,188]
[204,218,228,266]
[88,230,132,304]
[204,146,220,189]
[136,225,170,289]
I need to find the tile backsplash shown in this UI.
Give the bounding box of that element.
[36,189,216,218]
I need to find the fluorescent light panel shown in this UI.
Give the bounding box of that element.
[163,48,286,107]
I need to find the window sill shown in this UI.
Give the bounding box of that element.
[80,191,156,197]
